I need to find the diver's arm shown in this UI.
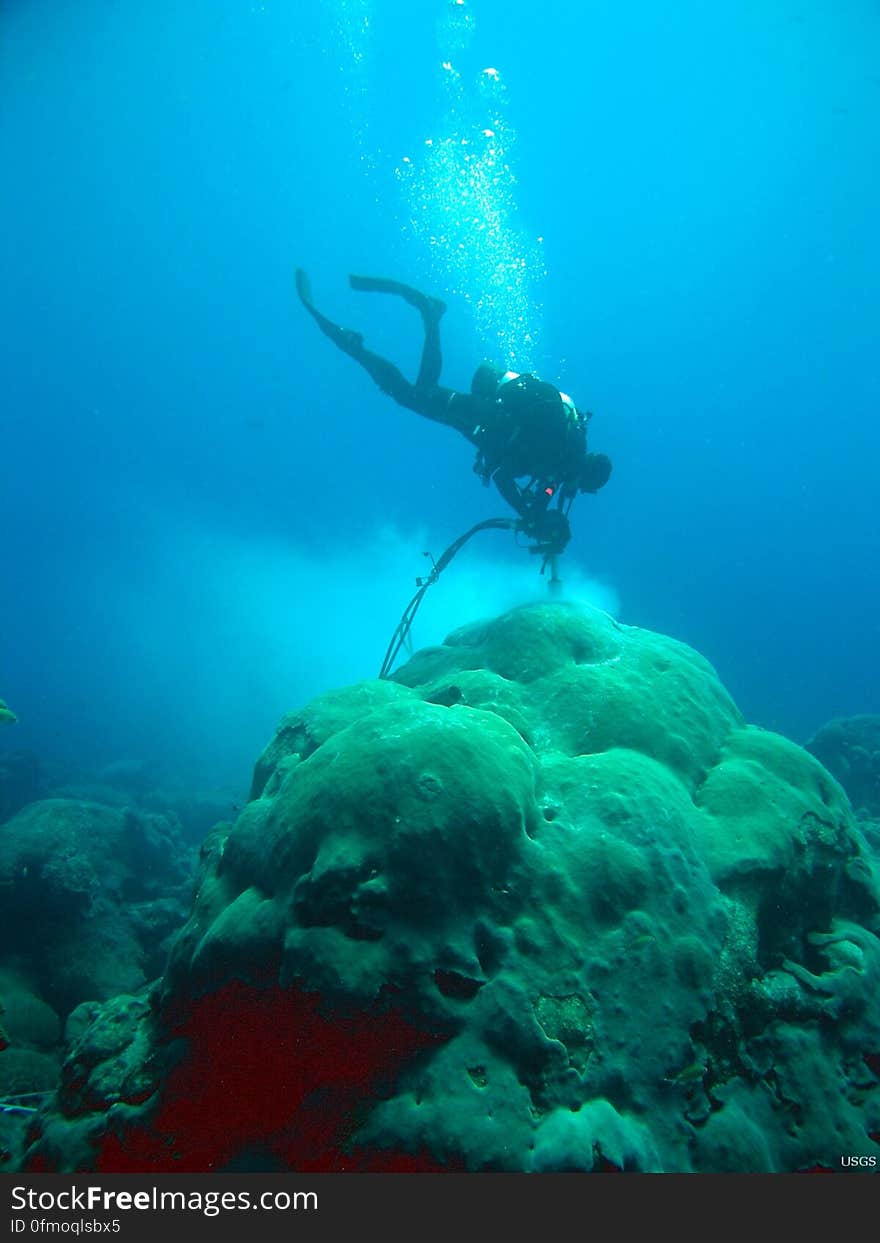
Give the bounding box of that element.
[491,469,532,519]
[493,470,571,553]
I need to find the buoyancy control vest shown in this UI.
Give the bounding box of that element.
[473,369,587,483]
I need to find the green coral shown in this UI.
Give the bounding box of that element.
[158,603,880,1170]
[24,602,880,1173]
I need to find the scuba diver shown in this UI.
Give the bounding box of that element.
[295,270,612,562]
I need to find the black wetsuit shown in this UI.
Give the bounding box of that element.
[296,271,611,552]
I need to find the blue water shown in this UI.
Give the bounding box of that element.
[2,0,878,792]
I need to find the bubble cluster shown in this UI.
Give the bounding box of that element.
[322,0,375,166]
[395,3,545,369]
[437,0,476,54]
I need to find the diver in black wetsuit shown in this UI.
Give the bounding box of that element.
[295,270,611,556]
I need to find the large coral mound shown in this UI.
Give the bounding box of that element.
[26,603,880,1172]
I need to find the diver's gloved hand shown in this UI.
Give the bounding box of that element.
[518,508,571,555]
[579,453,612,493]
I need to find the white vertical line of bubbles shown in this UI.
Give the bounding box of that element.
[332,0,375,169]
[395,0,546,372]
[321,0,545,371]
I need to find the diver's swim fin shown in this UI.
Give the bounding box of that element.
[296,269,364,354]
[295,268,315,309]
[349,274,446,321]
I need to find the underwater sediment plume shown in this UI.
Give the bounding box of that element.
[9,603,880,1172]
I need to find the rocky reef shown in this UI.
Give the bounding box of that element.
[0,796,196,1167]
[806,715,880,821]
[0,799,194,1013]
[14,603,880,1172]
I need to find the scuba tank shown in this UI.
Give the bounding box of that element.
[470,366,586,482]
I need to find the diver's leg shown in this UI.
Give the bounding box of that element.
[297,270,475,429]
[415,298,444,388]
[349,274,445,388]
[296,269,364,355]
[297,267,413,398]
